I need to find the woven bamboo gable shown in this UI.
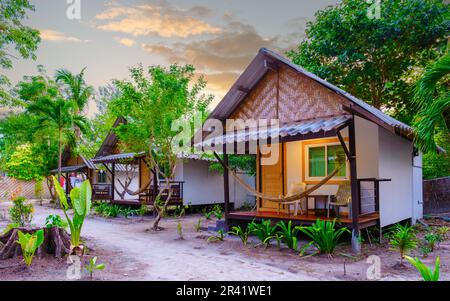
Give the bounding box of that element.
[230,65,349,124]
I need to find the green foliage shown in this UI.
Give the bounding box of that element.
[405,256,440,281]
[424,232,440,252]
[1,223,20,234]
[228,225,250,246]
[120,206,138,219]
[8,196,33,227]
[0,0,40,103]
[52,176,91,248]
[85,256,105,280]
[177,222,183,240]
[419,244,432,258]
[212,204,223,220]
[137,204,149,216]
[299,219,350,255]
[287,0,448,123]
[202,207,213,220]
[55,68,93,112]
[209,155,256,176]
[413,50,449,153]
[45,214,68,229]
[422,130,450,179]
[16,229,44,267]
[194,218,202,232]
[388,223,418,264]
[276,221,301,251]
[4,144,44,180]
[248,220,278,247]
[436,226,450,241]
[34,178,43,200]
[109,64,212,230]
[207,229,225,243]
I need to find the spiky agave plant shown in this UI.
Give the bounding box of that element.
[388,223,418,265]
[228,225,250,246]
[299,219,350,255]
[248,219,278,247]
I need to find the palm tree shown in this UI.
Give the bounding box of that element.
[27,97,88,180]
[55,68,94,113]
[413,50,450,153]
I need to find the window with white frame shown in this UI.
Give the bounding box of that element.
[305,142,348,181]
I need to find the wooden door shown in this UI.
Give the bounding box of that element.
[259,144,283,210]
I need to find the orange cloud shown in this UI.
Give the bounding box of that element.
[40,29,86,43]
[95,4,221,38]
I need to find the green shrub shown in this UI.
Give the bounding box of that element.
[85,256,105,280]
[16,229,44,267]
[194,218,202,232]
[137,204,148,216]
[276,220,301,251]
[120,206,138,218]
[424,232,440,252]
[228,225,250,246]
[299,219,350,255]
[177,222,183,239]
[45,214,68,229]
[248,219,277,247]
[388,223,418,265]
[405,256,440,281]
[34,178,43,201]
[202,207,213,220]
[8,196,34,227]
[212,204,223,220]
[207,229,225,243]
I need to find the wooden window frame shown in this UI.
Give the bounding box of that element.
[302,137,349,184]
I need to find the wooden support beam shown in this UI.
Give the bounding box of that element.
[337,130,351,160]
[348,116,361,253]
[111,163,115,202]
[213,151,230,228]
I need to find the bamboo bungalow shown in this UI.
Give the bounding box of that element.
[197,49,423,245]
[90,117,254,208]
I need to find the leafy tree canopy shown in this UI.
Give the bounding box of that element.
[4,143,44,180]
[0,0,40,103]
[287,0,449,124]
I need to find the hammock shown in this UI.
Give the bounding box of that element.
[117,178,152,196]
[213,153,344,204]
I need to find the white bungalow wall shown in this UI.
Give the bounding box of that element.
[377,127,415,227]
[114,170,139,200]
[177,159,255,208]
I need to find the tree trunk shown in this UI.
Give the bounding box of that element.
[0,227,71,259]
[58,129,62,186]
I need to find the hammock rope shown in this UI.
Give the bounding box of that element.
[213,152,345,203]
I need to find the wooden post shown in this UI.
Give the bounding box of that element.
[65,173,69,197]
[111,163,115,202]
[223,152,230,228]
[348,116,361,254]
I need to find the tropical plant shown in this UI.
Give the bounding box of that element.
[177,222,183,240]
[228,225,250,246]
[8,196,34,227]
[248,220,278,247]
[413,50,450,153]
[52,176,91,250]
[55,68,94,113]
[103,204,121,218]
[299,219,350,255]
[207,229,225,243]
[45,214,68,229]
[202,207,213,220]
[212,204,223,220]
[436,226,450,241]
[194,218,202,232]
[120,206,137,219]
[137,204,148,216]
[34,178,43,202]
[405,256,440,281]
[16,229,44,267]
[27,96,88,180]
[276,221,301,251]
[85,256,105,280]
[424,232,440,252]
[388,223,418,265]
[93,202,109,215]
[5,144,44,181]
[419,244,432,258]
[1,223,20,234]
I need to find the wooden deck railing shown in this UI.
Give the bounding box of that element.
[93,183,113,200]
[139,181,184,206]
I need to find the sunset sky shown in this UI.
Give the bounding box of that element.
[5,0,339,113]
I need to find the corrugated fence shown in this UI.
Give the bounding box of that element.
[423,177,450,214]
[0,176,52,200]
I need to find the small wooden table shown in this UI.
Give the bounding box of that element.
[305,194,333,216]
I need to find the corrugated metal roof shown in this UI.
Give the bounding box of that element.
[199,115,351,148]
[208,48,413,139]
[50,164,87,174]
[92,152,145,164]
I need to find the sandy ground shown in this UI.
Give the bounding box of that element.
[0,201,449,281]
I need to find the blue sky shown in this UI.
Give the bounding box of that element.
[5,0,339,112]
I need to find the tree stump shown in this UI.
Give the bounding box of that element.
[0,227,71,259]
